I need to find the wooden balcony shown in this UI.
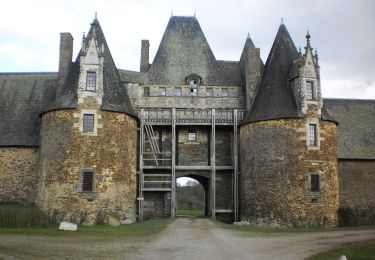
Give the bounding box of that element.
[138,108,245,125]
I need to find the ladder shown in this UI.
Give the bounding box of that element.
[144,124,161,166]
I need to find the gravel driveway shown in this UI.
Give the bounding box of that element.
[0,218,374,259]
[131,218,375,260]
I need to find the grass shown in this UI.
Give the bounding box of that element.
[0,218,173,237]
[307,239,375,260]
[0,203,56,227]
[212,220,375,236]
[176,209,205,217]
[0,203,172,237]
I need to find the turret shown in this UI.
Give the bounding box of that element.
[37,15,137,225]
[239,33,262,111]
[240,23,339,227]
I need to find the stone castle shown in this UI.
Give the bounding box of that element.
[0,16,374,227]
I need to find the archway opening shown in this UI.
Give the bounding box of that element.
[176,177,206,217]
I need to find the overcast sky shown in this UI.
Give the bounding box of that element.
[0,0,374,99]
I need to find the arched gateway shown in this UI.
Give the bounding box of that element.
[138,108,243,221]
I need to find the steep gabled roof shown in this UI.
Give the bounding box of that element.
[145,16,240,86]
[242,24,300,124]
[43,18,135,117]
[0,73,57,146]
[324,98,375,159]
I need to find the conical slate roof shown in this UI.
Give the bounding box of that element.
[146,16,240,85]
[242,24,301,123]
[240,34,256,61]
[43,18,136,117]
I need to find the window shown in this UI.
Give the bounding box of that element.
[221,88,229,97]
[86,72,96,91]
[175,87,182,96]
[206,88,213,97]
[311,174,320,192]
[159,87,166,96]
[82,171,94,192]
[190,88,197,96]
[188,128,196,142]
[143,86,150,96]
[190,79,198,88]
[306,81,314,100]
[308,124,318,147]
[83,114,94,133]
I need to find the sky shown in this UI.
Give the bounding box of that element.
[0,0,374,99]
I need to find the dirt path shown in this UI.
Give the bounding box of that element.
[131,218,375,260]
[0,218,374,259]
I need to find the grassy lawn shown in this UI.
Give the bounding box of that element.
[0,204,172,237]
[176,209,205,217]
[307,239,375,260]
[0,218,173,237]
[212,219,375,236]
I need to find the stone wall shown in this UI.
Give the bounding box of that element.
[177,127,209,166]
[240,119,339,227]
[0,147,39,204]
[338,160,375,225]
[125,83,243,110]
[143,192,171,219]
[37,105,137,225]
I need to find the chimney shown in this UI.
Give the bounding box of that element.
[140,40,150,73]
[58,33,74,79]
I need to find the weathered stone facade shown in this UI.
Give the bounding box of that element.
[0,148,39,204]
[0,15,373,227]
[338,160,375,225]
[37,102,137,225]
[240,118,339,227]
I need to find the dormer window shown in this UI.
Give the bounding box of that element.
[190,79,198,88]
[306,81,315,100]
[185,73,202,97]
[86,72,96,91]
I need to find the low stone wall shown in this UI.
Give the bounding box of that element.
[240,119,339,227]
[0,147,39,204]
[339,160,375,225]
[37,108,137,225]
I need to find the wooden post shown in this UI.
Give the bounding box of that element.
[171,108,176,218]
[211,109,216,219]
[233,109,239,222]
[139,109,144,221]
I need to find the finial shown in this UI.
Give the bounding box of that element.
[81,32,86,50]
[194,9,196,17]
[247,32,250,39]
[298,46,302,54]
[95,12,97,19]
[306,30,311,41]
[281,18,284,25]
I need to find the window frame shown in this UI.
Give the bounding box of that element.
[188,128,197,142]
[310,174,320,192]
[206,88,213,97]
[82,171,94,192]
[308,123,318,147]
[306,80,315,100]
[86,72,97,91]
[143,86,150,97]
[83,114,95,133]
[175,87,182,96]
[221,88,229,97]
[159,87,166,96]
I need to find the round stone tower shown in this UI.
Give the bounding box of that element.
[240,26,339,227]
[37,18,138,225]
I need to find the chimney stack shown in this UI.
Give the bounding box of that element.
[58,33,74,79]
[140,40,150,73]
